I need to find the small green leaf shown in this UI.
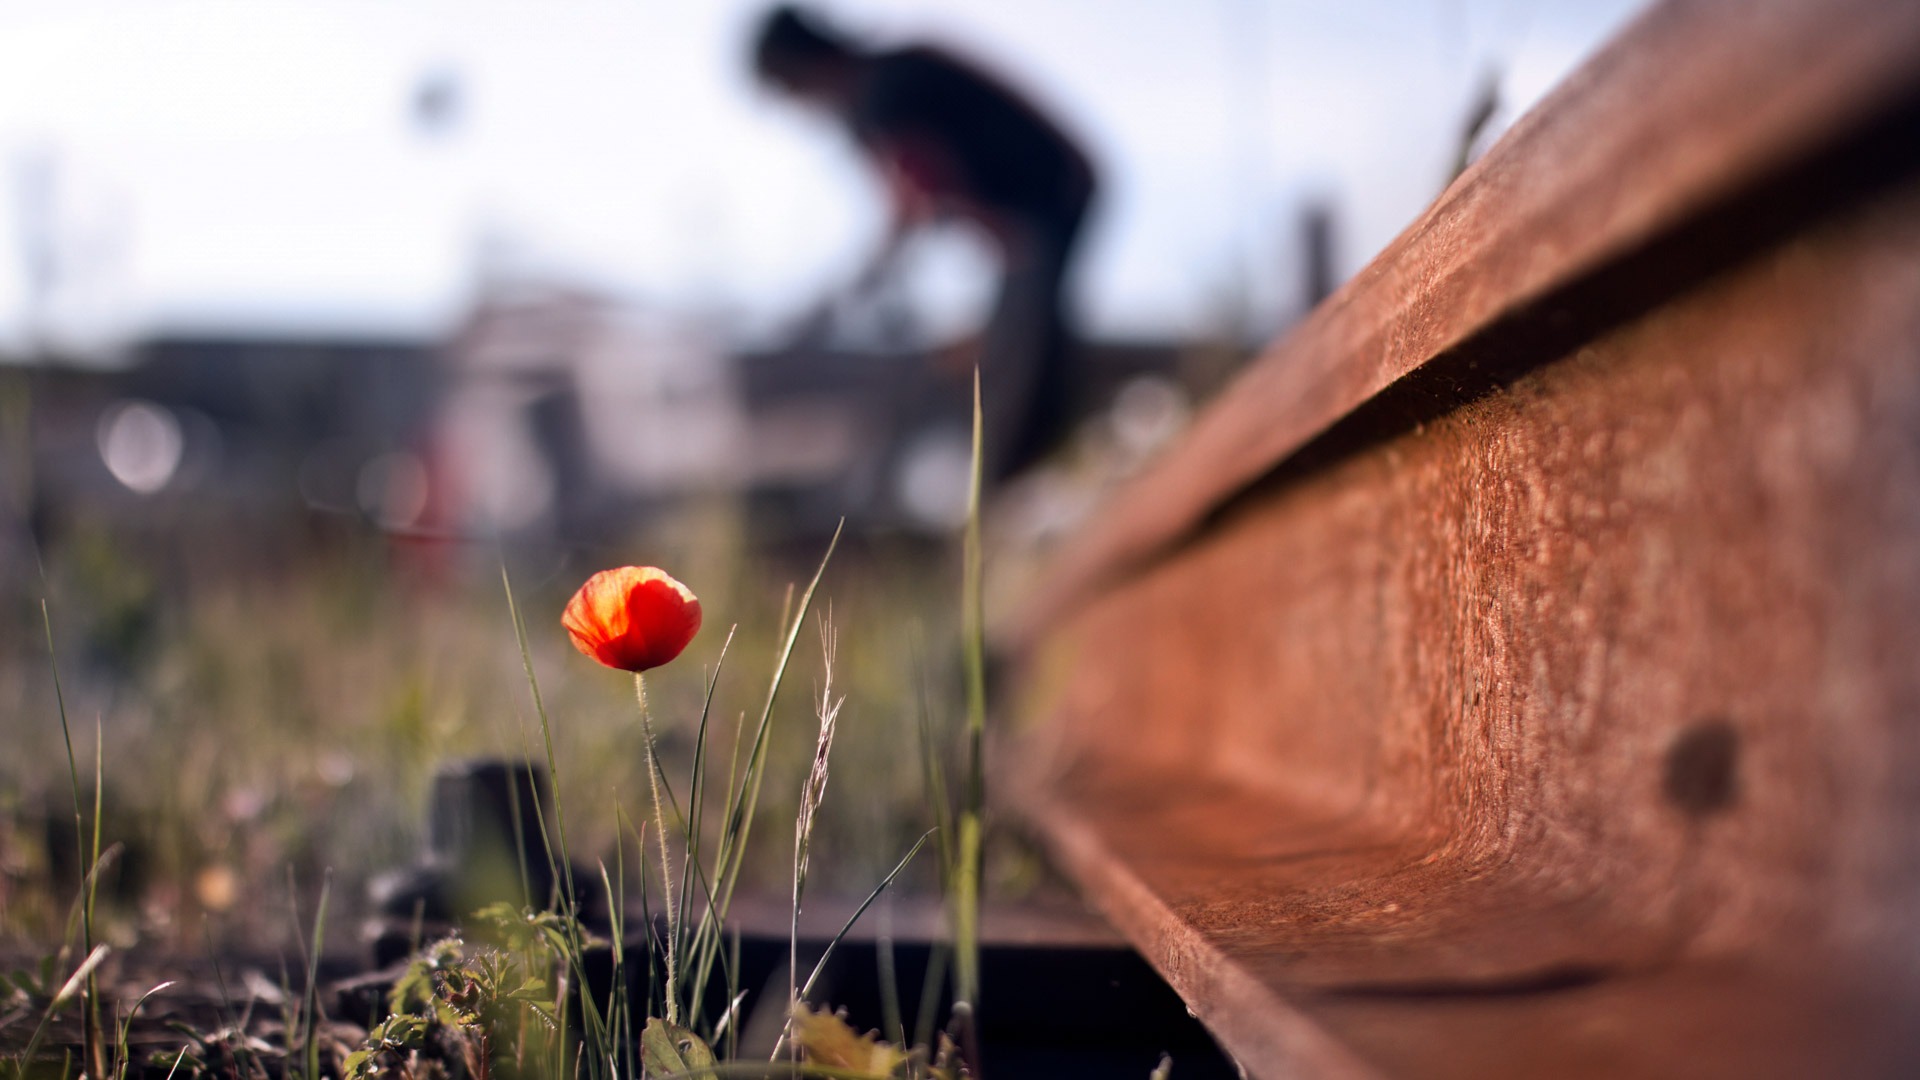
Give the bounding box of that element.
[382,1013,429,1046]
[640,1017,715,1078]
[507,981,549,1001]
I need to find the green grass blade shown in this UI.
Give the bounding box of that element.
[689,708,750,1024]
[954,370,988,1011]
[86,715,104,1079]
[797,829,934,1006]
[912,640,956,886]
[680,627,735,1027]
[161,1044,190,1080]
[39,602,102,1079]
[114,981,176,1080]
[788,616,842,1048]
[726,925,742,1061]
[625,810,658,1024]
[709,524,842,959]
[500,563,611,1080]
[500,564,575,917]
[503,759,536,911]
[597,859,631,1079]
[16,943,109,1072]
[912,940,950,1056]
[875,900,904,1050]
[300,870,331,1080]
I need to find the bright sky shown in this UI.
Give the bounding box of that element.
[0,0,1648,358]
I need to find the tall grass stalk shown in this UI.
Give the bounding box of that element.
[598,859,634,1080]
[631,666,738,1033]
[909,634,957,1057]
[715,524,841,906]
[677,627,736,1028]
[876,900,904,1050]
[619,807,659,1024]
[39,601,106,1080]
[509,715,577,1080]
[504,762,537,911]
[725,927,742,1061]
[953,371,988,1016]
[501,565,613,1080]
[911,942,950,1056]
[113,980,177,1080]
[794,829,933,1007]
[685,525,842,1015]
[15,943,109,1073]
[771,829,934,1063]
[912,641,956,898]
[284,869,331,1080]
[635,736,735,1038]
[783,617,843,1061]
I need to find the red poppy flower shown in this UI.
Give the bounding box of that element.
[562,566,702,673]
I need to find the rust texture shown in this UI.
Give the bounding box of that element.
[1006,0,1920,1075]
[1012,0,1920,646]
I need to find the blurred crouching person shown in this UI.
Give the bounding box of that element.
[752,4,1099,482]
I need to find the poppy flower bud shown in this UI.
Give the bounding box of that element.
[562,566,702,673]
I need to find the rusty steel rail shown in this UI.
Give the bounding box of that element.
[1005,0,1920,1076]
[1012,0,1920,647]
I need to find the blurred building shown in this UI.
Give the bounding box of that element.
[441,283,1202,542]
[4,334,436,571]
[2,278,1209,577]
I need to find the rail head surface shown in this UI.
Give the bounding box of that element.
[1012,0,1920,648]
[1007,0,1920,1076]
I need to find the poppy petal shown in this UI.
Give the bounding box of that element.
[563,566,701,672]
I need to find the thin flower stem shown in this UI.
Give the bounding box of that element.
[637,672,680,1024]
